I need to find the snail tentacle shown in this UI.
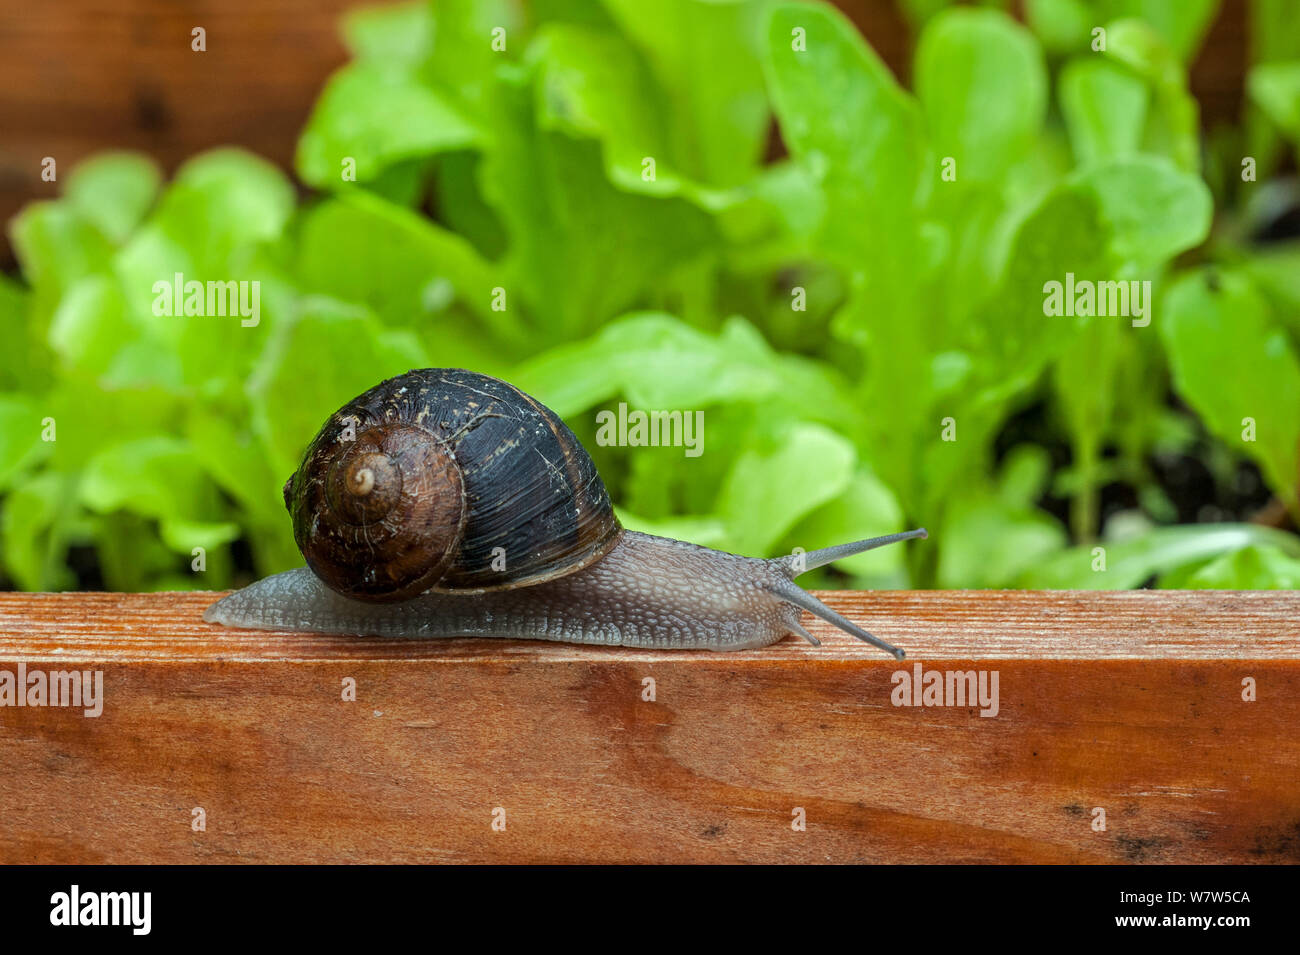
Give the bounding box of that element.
[761,576,905,660]
[776,528,928,577]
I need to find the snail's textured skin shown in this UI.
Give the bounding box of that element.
[205,530,803,651]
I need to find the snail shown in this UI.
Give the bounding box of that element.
[204,369,926,657]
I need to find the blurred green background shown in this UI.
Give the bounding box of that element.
[2,0,1300,594]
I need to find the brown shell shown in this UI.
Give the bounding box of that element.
[285,369,622,601]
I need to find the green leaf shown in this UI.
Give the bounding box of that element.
[1096,0,1220,62]
[984,157,1209,362]
[432,152,508,258]
[784,468,907,579]
[297,190,519,344]
[159,518,241,556]
[0,274,45,392]
[896,0,967,29]
[1250,0,1300,65]
[998,444,1056,509]
[62,152,162,244]
[932,445,1063,587]
[42,377,179,472]
[1244,2,1300,175]
[111,243,292,393]
[719,318,863,430]
[763,2,926,269]
[942,156,1206,533]
[600,0,770,187]
[1103,18,1199,171]
[10,201,115,311]
[160,149,294,252]
[938,494,1067,588]
[47,276,134,376]
[718,423,856,556]
[187,407,300,576]
[914,9,1047,183]
[92,515,178,588]
[1161,269,1300,512]
[426,0,522,112]
[187,408,280,521]
[116,149,295,294]
[974,185,1107,386]
[527,24,678,196]
[1249,60,1300,142]
[516,312,773,414]
[2,471,82,590]
[479,74,714,339]
[296,63,479,188]
[1074,156,1212,269]
[750,159,827,238]
[342,0,434,65]
[104,151,298,393]
[1060,58,1149,165]
[616,509,728,549]
[0,394,51,491]
[1019,523,1300,588]
[762,1,931,507]
[1241,243,1300,337]
[1164,544,1300,588]
[248,297,431,480]
[1025,0,1093,55]
[513,311,860,428]
[80,436,222,524]
[1052,319,1125,539]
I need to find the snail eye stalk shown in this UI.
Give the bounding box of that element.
[766,528,926,659]
[778,528,928,577]
[789,619,820,647]
[765,578,906,660]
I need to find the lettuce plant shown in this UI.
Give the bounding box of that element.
[2,0,1299,594]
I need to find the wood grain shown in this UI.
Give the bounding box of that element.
[0,589,1296,863]
[0,0,355,265]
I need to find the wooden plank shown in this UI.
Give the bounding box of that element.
[0,0,356,265]
[0,589,1297,863]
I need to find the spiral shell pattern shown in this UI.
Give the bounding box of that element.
[284,369,622,601]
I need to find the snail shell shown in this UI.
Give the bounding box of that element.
[284,369,621,602]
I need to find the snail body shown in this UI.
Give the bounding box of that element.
[205,369,926,657]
